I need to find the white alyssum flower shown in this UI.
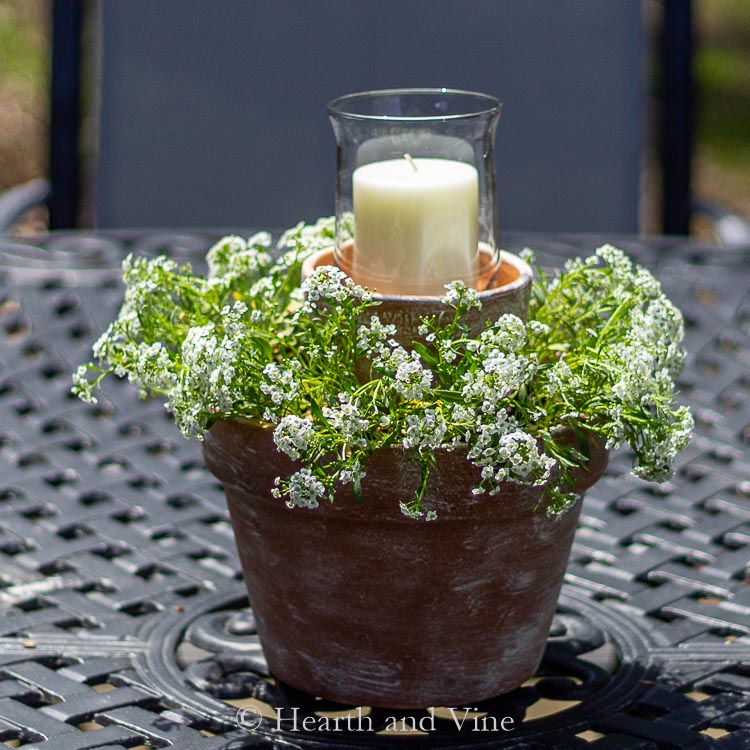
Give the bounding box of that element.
[122,253,178,291]
[273,415,314,460]
[632,406,694,482]
[374,347,434,401]
[171,324,240,429]
[71,364,97,404]
[260,361,301,406]
[465,409,518,465]
[273,467,326,509]
[546,359,583,398]
[469,429,556,494]
[394,354,434,400]
[322,393,369,449]
[219,301,249,337]
[527,320,550,336]
[339,459,365,487]
[278,214,343,253]
[468,314,527,354]
[402,408,448,451]
[300,266,373,313]
[461,351,534,412]
[206,232,273,282]
[596,244,633,278]
[356,315,397,355]
[443,280,481,310]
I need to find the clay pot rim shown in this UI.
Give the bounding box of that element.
[202,418,608,522]
[300,246,533,302]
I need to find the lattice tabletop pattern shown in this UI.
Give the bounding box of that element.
[0,231,748,749]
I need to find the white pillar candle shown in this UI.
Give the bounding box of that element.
[352,156,479,295]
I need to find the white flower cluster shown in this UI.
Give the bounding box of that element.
[399,502,438,521]
[461,316,535,411]
[300,266,373,313]
[169,323,240,436]
[375,346,434,401]
[322,393,369,449]
[356,315,397,356]
[339,459,365,488]
[468,314,527,354]
[273,415,314,461]
[260,361,301,419]
[92,305,141,359]
[278,215,339,253]
[632,406,694,482]
[546,359,583,399]
[122,341,174,388]
[442,279,482,310]
[206,233,273,283]
[220,301,249,337]
[273,468,325,509]
[536,245,692,484]
[71,364,97,403]
[596,243,633,279]
[470,429,556,493]
[403,408,448,451]
[121,254,179,301]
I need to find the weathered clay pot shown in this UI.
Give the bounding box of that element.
[202,421,608,708]
[301,244,533,347]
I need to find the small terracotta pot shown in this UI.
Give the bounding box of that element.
[301,244,533,347]
[202,421,607,708]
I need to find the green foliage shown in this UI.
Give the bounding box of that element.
[73,217,693,519]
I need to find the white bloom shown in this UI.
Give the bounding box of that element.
[121,254,180,306]
[468,429,556,493]
[322,393,369,448]
[220,300,249,337]
[71,365,97,404]
[633,406,694,482]
[632,266,662,298]
[461,348,534,410]
[596,243,633,277]
[278,214,342,254]
[394,354,433,400]
[356,315,397,355]
[374,346,433,401]
[527,320,550,336]
[167,324,240,436]
[207,233,272,281]
[260,361,301,406]
[439,340,458,363]
[443,280,481,310]
[484,315,527,352]
[276,468,326,509]
[546,359,583,398]
[402,408,448,450]
[273,415,314,460]
[339,459,365,486]
[300,266,373,313]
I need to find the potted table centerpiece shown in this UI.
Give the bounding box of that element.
[73,90,693,709]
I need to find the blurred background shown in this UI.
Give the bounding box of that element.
[0,0,748,239]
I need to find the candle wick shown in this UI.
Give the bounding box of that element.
[403,153,418,172]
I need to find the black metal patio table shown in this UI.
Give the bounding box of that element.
[0,230,749,750]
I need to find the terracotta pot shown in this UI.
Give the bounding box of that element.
[301,244,533,348]
[202,420,608,708]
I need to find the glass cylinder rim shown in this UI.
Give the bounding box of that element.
[327,88,501,122]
